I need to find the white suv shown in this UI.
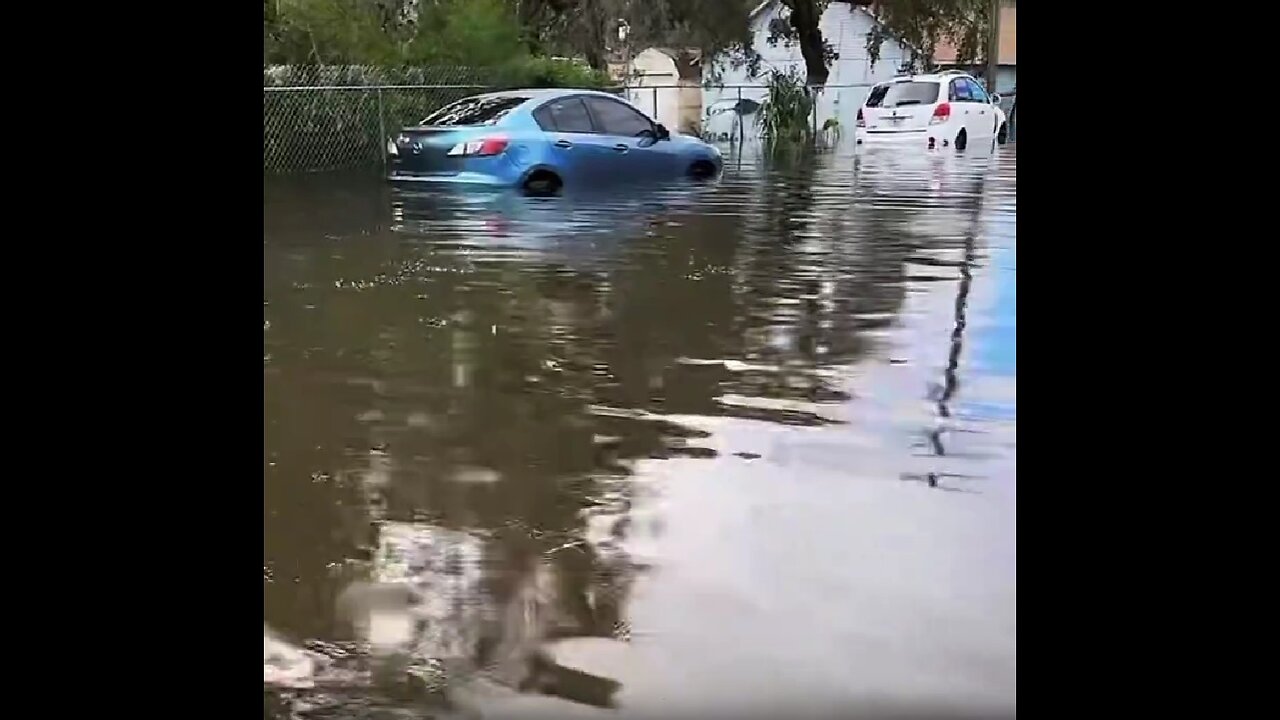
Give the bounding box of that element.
[855,71,1008,150]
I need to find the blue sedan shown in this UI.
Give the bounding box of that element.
[387,89,723,194]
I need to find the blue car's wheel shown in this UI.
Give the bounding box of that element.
[688,161,717,179]
[523,170,562,196]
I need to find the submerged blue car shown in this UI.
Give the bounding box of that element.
[387,89,722,194]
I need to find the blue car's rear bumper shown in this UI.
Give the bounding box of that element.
[387,149,525,188]
[387,170,513,187]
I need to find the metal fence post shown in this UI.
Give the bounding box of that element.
[810,84,818,140]
[735,85,743,148]
[652,87,658,126]
[377,87,386,171]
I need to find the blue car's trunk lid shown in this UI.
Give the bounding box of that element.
[390,127,469,174]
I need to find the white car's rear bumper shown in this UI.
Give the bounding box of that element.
[855,127,953,149]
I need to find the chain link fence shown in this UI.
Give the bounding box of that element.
[265,65,634,174]
[265,66,496,174]
[265,68,1013,173]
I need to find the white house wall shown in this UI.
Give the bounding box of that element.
[703,1,911,138]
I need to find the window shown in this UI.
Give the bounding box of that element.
[949,79,973,102]
[420,95,528,127]
[533,97,595,133]
[964,78,989,103]
[584,97,654,137]
[865,82,941,108]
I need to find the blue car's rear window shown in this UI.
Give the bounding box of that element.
[420,96,529,127]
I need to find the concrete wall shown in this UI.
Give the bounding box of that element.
[625,48,683,131]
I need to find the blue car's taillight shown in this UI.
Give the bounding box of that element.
[446,136,509,157]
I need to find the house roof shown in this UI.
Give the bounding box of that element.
[934,5,1016,65]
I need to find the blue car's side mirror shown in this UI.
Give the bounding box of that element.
[655,123,670,141]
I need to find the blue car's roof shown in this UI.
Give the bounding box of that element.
[470,88,622,102]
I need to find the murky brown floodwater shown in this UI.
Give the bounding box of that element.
[265,144,1016,720]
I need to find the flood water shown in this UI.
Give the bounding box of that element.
[264,145,1016,720]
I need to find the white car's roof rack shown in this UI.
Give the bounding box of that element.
[891,68,965,81]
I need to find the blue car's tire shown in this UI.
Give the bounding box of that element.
[688,161,717,179]
[523,170,562,196]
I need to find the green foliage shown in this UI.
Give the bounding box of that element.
[758,68,814,150]
[263,0,989,83]
[265,0,769,74]
[265,0,404,65]
[265,0,529,67]
[493,56,612,89]
[408,0,526,67]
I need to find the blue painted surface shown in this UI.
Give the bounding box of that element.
[387,89,722,190]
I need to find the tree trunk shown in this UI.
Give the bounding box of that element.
[785,0,829,86]
[584,48,607,71]
[985,0,1001,96]
[580,0,608,72]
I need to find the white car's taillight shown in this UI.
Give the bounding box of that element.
[446,136,509,157]
[856,108,865,128]
[930,102,951,125]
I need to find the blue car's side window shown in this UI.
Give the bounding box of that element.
[533,98,595,133]
[584,97,653,138]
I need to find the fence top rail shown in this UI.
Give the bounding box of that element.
[263,82,881,92]
[264,84,494,92]
[630,83,877,90]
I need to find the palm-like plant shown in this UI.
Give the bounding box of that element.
[757,68,813,150]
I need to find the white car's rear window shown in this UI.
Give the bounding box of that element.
[866,82,940,108]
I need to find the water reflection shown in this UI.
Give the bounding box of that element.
[265,146,1016,718]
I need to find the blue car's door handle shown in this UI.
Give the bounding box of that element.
[613,144,629,153]
[554,139,573,149]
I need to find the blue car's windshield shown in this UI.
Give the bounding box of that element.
[420,96,529,127]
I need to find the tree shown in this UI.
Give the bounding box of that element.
[519,0,757,73]
[751,1,861,86]
[620,0,756,57]
[864,0,991,71]
[265,0,529,67]
[511,0,610,70]
[409,0,526,67]
[733,0,992,86]
[770,0,835,86]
